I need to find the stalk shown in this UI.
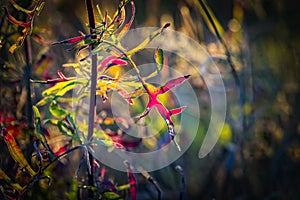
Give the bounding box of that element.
[198,0,248,193]
[85,0,97,198]
[24,36,33,129]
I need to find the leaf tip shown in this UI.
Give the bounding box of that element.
[163,23,171,29]
[184,74,191,79]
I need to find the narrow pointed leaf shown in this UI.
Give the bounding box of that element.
[117,1,135,40]
[9,0,34,15]
[2,128,36,176]
[57,121,73,137]
[158,75,190,94]
[196,0,225,36]
[96,4,104,22]
[123,87,144,99]
[169,106,186,116]
[80,44,107,62]
[42,79,86,97]
[126,23,170,56]
[0,168,24,191]
[52,35,91,45]
[36,95,55,106]
[4,7,31,28]
[98,55,127,71]
[49,101,69,119]
[36,1,45,16]
[102,192,121,200]
[33,106,49,147]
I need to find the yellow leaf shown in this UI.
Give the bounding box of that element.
[195,0,225,36]
[9,44,17,53]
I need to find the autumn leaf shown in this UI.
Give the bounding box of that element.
[98,55,127,72]
[117,1,135,40]
[4,0,45,53]
[136,75,191,151]
[52,35,92,45]
[126,23,170,56]
[1,128,36,176]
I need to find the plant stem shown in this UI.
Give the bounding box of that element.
[198,0,240,90]
[85,0,97,198]
[24,36,33,129]
[198,0,248,192]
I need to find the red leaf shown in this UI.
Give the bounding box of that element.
[135,75,190,151]
[169,106,186,116]
[117,1,135,40]
[4,7,31,28]
[53,144,68,156]
[158,75,190,94]
[124,161,137,200]
[52,35,90,45]
[98,55,127,71]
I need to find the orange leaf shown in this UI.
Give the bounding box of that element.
[2,128,36,176]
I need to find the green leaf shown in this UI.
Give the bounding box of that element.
[9,0,33,14]
[57,121,73,137]
[154,48,163,67]
[102,191,123,200]
[43,119,60,126]
[49,101,69,119]
[126,23,170,56]
[32,105,41,119]
[65,177,78,200]
[196,0,224,36]
[56,97,75,103]
[36,2,45,16]
[144,48,164,80]
[96,4,104,22]
[33,106,48,147]
[42,79,86,97]
[66,114,81,143]
[36,95,56,106]
[0,168,24,191]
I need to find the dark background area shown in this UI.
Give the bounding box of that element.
[1,0,299,199]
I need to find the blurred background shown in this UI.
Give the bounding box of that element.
[1,0,299,199]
